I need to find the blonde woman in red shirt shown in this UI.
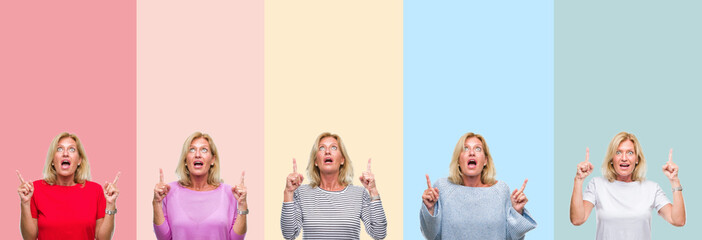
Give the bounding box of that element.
[17,132,120,240]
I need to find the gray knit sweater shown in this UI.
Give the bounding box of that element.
[420,178,537,240]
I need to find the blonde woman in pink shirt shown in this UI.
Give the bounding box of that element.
[152,132,248,240]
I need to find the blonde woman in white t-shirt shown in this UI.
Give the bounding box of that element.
[569,132,686,240]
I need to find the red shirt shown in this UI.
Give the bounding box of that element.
[30,180,106,240]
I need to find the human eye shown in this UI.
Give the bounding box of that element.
[627,151,634,155]
[319,146,326,151]
[69,147,76,152]
[201,148,208,153]
[57,147,63,152]
[331,146,338,151]
[616,151,621,155]
[464,147,469,152]
[475,147,482,152]
[189,148,195,153]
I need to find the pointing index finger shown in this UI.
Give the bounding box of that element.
[519,179,528,192]
[668,148,673,163]
[112,172,121,185]
[240,171,246,185]
[425,174,432,189]
[586,147,590,162]
[367,158,372,172]
[16,170,26,184]
[293,158,297,173]
[159,168,164,183]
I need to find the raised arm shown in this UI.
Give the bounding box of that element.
[658,149,686,227]
[97,172,120,240]
[153,169,173,240]
[231,171,248,238]
[17,170,37,240]
[570,148,594,226]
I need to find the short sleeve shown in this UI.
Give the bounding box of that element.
[30,194,38,218]
[582,178,597,206]
[97,183,106,219]
[653,183,671,212]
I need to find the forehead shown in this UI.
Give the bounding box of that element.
[319,136,339,145]
[617,139,635,149]
[190,137,211,147]
[464,136,482,146]
[58,137,77,146]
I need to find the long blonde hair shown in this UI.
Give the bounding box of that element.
[175,132,222,187]
[448,132,496,185]
[43,132,91,186]
[306,132,353,188]
[603,132,646,182]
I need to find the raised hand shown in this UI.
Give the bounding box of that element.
[285,158,304,193]
[153,168,171,203]
[359,158,378,196]
[232,171,248,210]
[511,179,529,214]
[16,170,34,204]
[103,172,121,205]
[576,147,594,180]
[422,174,440,215]
[662,149,679,181]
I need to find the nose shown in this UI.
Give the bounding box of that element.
[468,149,475,156]
[324,147,331,154]
[194,149,202,158]
[62,149,69,157]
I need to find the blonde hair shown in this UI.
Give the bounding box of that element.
[307,132,353,188]
[448,132,497,186]
[43,132,91,186]
[176,132,222,187]
[603,132,646,182]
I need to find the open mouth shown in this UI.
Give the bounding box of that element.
[193,160,204,168]
[324,157,333,164]
[619,163,630,170]
[61,159,71,170]
[467,159,477,169]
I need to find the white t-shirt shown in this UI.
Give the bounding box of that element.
[583,176,671,240]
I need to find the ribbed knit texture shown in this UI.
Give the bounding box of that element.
[420,178,536,240]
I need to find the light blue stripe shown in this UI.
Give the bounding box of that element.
[404,1,554,239]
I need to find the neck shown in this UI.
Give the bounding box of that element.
[189,174,211,190]
[56,174,76,186]
[462,175,484,187]
[616,174,633,182]
[319,171,344,191]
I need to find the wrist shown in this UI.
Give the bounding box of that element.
[369,189,379,197]
[106,203,116,210]
[670,179,681,187]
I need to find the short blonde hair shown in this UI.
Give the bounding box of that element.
[307,132,353,188]
[43,132,91,186]
[176,132,222,187]
[448,132,497,186]
[603,132,646,182]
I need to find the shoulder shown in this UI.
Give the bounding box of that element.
[219,182,233,189]
[492,181,509,192]
[639,179,662,189]
[83,180,103,190]
[590,176,607,185]
[434,177,453,189]
[346,185,366,194]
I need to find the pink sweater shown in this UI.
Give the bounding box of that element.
[154,182,245,240]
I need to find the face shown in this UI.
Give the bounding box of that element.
[612,140,637,181]
[52,137,82,177]
[186,137,215,177]
[315,136,345,175]
[458,137,487,177]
